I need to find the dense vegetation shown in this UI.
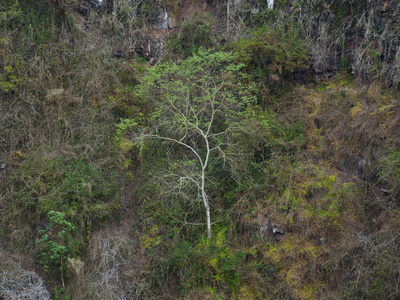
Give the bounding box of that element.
[1,0,399,299]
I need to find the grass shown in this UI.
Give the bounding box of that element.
[0,0,399,299]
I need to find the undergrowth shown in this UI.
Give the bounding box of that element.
[0,0,399,299]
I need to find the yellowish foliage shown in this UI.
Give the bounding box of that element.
[349,102,363,117]
[141,225,162,250]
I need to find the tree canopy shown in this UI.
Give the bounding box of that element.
[124,50,262,238]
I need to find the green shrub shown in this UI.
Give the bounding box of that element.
[380,148,400,197]
[1,155,122,271]
[145,227,266,298]
[36,211,76,277]
[166,17,213,58]
[224,27,309,82]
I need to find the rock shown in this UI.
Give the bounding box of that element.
[151,6,169,30]
[260,217,285,241]
[381,180,392,193]
[70,0,89,16]
[354,157,371,181]
[136,36,164,64]
[149,3,178,30]
[0,160,6,170]
[272,224,284,235]
[90,0,105,8]
[168,16,177,29]
[338,160,351,173]
[272,224,285,241]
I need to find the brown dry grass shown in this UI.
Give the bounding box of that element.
[67,230,147,299]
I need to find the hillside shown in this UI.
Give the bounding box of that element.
[0,0,399,299]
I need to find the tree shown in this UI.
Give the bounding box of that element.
[126,50,257,238]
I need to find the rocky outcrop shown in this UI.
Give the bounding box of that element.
[136,34,165,65]
[150,4,177,30]
[260,218,285,242]
[135,3,178,64]
[72,0,108,16]
[90,0,106,8]
[291,1,400,86]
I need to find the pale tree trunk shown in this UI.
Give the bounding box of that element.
[201,146,211,239]
[142,132,215,239]
[139,80,226,239]
[202,188,211,239]
[201,126,212,239]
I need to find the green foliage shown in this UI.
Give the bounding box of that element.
[200,229,246,294]
[340,55,351,72]
[380,148,400,197]
[0,0,53,42]
[36,211,76,276]
[115,118,138,154]
[1,0,399,297]
[116,118,138,137]
[304,171,362,225]
[135,49,256,139]
[224,27,309,81]
[166,16,213,58]
[131,48,308,295]
[128,49,271,238]
[1,154,122,269]
[54,287,71,300]
[145,227,267,297]
[12,156,120,215]
[0,53,25,92]
[0,1,22,30]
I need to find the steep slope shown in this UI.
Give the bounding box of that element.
[0,0,399,299]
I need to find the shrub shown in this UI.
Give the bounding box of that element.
[224,26,309,82]
[166,17,213,58]
[36,211,76,277]
[380,148,400,197]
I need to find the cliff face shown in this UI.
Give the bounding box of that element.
[67,0,400,84]
[0,1,399,299]
[87,0,400,81]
